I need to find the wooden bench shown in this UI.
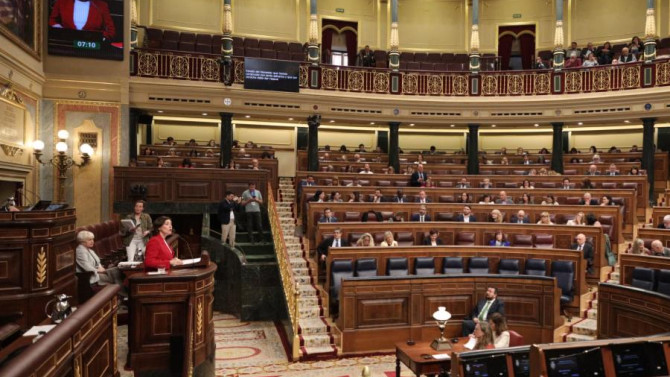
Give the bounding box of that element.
[619,253,670,286]
[142,144,275,158]
[326,246,586,311]
[307,202,624,244]
[337,275,561,353]
[597,283,670,339]
[315,222,606,285]
[637,228,670,248]
[650,206,670,227]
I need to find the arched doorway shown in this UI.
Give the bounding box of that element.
[498,25,536,70]
[321,19,358,66]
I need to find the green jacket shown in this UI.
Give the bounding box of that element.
[121,212,153,246]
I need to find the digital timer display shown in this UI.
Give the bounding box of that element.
[73,40,101,50]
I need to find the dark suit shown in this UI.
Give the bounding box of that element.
[317,237,349,260]
[423,238,444,246]
[392,195,408,203]
[411,214,432,222]
[456,183,470,189]
[455,214,476,222]
[370,196,387,203]
[489,240,510,246]
[414,197,433,204]
[217,199,240,225]
[462,298,506,336]
[585,171,601,176]
[657,224,670,229]
[410,171,428,187]
[510,215,530,224]
[571,242,594,274]
[579,199,599,205]
[318,216,338,223]
[606,172,620,176]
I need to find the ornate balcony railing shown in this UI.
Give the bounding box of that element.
[131,48,670,96]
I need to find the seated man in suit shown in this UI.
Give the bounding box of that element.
[585,164,600,175]
[480,178,493,189]
[317,228,349,262]
[370,189,386,203]
[392,189,407,203]
[462,287,505,336]
[415,190,432,204]
[651,240,670,257]
[562,178,572,190]
[410,164,428,187]
[456,205,476,223]
[571,233,594,274]
[456,177,470,189]
[423,228,443,246]
[298,175,315,197]
[606,163,619,176]
[658,215,670,229]
[579,192,598,205]
[510,209,530,224]
[495,191,514,205]
[411,205,431,222]
[318,208,338,223]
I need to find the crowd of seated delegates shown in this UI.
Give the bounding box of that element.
[628,237,670,257]
[536,36,661,69]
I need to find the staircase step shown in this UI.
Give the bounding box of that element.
[298,284,317,296]
[585,308,597,320]
[298,306,323,319]
[295,275,312,285]
[300,345,338,358]
[610,271,620,281]
[572,319,597,336]
[301,334,333,348]
[591,300,598,309]
[566,333,597,342]
[299,318,329,334]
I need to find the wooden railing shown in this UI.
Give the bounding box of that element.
[130,48,670,96]
[267,184,301,359]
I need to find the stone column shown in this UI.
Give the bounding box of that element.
[644,0,657,62]
[139,113,154,145]
[221,0,234,84]
[642,117,656,204]
[307,115,321,171]
[551,122,564,174]
[129,108,141,160]
[307,0,320,65]
[469,0,480,73]
[389,0,400,71]
[467,124,479,175]
[220,113,233,168]
[130,0,138,49]
[389,122,400,173]
[553,0,565,70]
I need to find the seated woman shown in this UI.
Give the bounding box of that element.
[457,192,471,203]
[489,209,504,223]
[144,216,183,271]
[630,238,652,255]
[330,191,343,202]
[541,195,558,205]
[517,193,532,205]
[157,157,166,168]
[489,231,510,247]
[489,313,510,348]
[500,157,509,165]
[537,211,554,225]
[585,213,602,227]
[472,322,495,350]
[600,195,613,206]
[520,180,534,190]
[423,229,443,246]
[207,139,217,147]
[75,230,126,295]
[312,190,325,203]
[380,231,398,247]
[180,158,194,168]
[356,233,375,247]
[479,194,494,205]
[628,167,641,175]
[567,212,586,226]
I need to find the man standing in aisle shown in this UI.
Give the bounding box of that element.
[241,183,264,244]
[218,191,241,247]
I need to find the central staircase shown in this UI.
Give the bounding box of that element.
[277,178,337,360]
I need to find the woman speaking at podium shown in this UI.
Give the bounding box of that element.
[144,216,183,271]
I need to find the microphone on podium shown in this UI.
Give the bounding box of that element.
[17,184,41,207]
[173,229,194,260]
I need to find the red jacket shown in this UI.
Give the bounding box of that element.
[144,234,174,271]
[49,0,116,39]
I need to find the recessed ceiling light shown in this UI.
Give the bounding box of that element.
[534,123,539,127]
[202,112,208,116]
[329,120,335,123]
[624,120,631,123]
[450,124,455,127]
[370,122,375,125]
[577,122,583,125]
[157,110,164,113]
[491,124,496,128]
[288,117,294,121]
[409,123,415,126]
[245,115,251,118]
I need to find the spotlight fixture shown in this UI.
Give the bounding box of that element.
[202,112,208,116]
[329,120,335,123]
[534,123,539,127]
[624,120,631,123]
[370,122,375,125]
[409,123,415,127]
[288,117,294,121]
[577,122,583,125]
[450,124,455,127]
[157,110,164,113]
[491,124,496,128]
[245,115,251,118]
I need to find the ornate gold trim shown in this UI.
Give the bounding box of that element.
[36,246,47,286]
[196,299,203,337]
[0,0,41,60]
[113,313,118,375]
[74,355,82,377]
[0,144,24,157]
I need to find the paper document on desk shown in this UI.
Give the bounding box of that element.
[432,353,450,360]
[181,258,201,265]
[24,325,57,336]
[464,336,477,350]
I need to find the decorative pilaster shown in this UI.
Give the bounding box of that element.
[553,0,565,70]
[388,0,400,71]
[129,108,140,160]
[644,0,657,62]
[308,0,320,65]
[551,122,564,174]
[307,115,321,171]
[130,0,138,49]
[642,118,656,204]
[220,113,233,168]
[389,122,400,173]
[467,124,479,175]
[221,0,234,84]
[469,0,480,73]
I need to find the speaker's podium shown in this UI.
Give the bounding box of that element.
[127,252,216,377]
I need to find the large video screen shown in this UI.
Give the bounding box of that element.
[244,58,299,93]
[47,0,124,60]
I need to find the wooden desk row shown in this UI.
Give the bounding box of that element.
[618,253,670,287]
[306,202,625,244]
[0,285,120,377]
[326,246,586,311]
[142,144,275,158]
[315,222,605,285]
[650,207,670,227]
[301,186,639,234]
[637,228,670,247]
[337,274,561,353]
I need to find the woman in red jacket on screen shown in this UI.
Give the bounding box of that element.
[144,216,183,271]
[49,0,116,40]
